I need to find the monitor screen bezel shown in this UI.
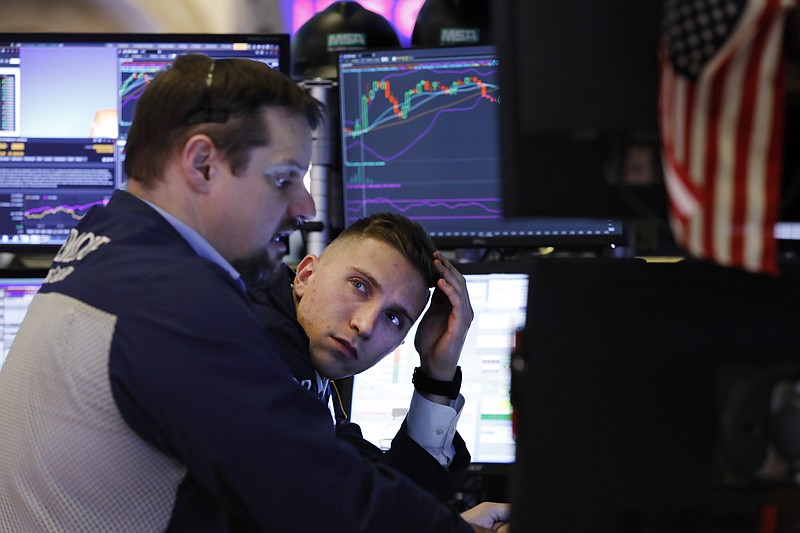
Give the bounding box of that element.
[0,32,290,74]
[491,0,666,223]
[336,43,629,251]
[0,32,290,255]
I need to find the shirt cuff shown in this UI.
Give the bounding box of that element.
[406,390,465,467]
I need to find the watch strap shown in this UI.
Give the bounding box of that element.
[412,366,462,400]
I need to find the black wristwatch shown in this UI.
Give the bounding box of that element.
[412,366,462,400]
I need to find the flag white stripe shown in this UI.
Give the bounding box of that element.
[714,36,752,264]
[743,14,785,270]
[687,70,711,256]
[661,74,701,217]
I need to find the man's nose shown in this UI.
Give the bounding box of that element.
[290,184,316,222]
[350,304,381,340]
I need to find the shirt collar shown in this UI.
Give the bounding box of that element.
[138,197,243,286]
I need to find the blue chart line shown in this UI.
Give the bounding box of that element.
[343,67,499,163]
[119,62,170,131]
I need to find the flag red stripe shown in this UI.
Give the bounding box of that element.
[680,75,698,247]
[702,61,725,261]
[761,39,786,272]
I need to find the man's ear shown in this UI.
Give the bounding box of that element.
[182,134,215,192]
[293,254,319,298]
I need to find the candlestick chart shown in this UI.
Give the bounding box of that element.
[340,60,501,231]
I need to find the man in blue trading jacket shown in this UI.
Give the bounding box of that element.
[242,212,473,506]
[0,55,508,532]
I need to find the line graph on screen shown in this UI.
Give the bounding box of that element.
[340,64,501,224]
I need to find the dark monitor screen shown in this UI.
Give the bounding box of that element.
[492,0,665,222]
[0,32,288,251]
[337,44,626,249]
[345,261,528,466]
[512,258,800,530]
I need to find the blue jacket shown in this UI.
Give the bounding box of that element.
[0,190,473,533]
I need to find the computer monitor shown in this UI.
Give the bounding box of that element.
[0,270,46,369]
[346,262,528,468]
[512,258,800,531]
[491,0,665,222]
[0,32,288,251]
[337,44,626,250]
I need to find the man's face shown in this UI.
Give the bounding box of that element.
[293,237,431,380]
[213,106,315,275]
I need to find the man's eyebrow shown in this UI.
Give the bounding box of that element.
[264,162,307,176]
[353,266,416,323]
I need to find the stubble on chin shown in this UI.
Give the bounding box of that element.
[309,349,347,381]
[231,250,282,291]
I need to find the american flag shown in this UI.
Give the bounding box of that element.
[659,0,796,274]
